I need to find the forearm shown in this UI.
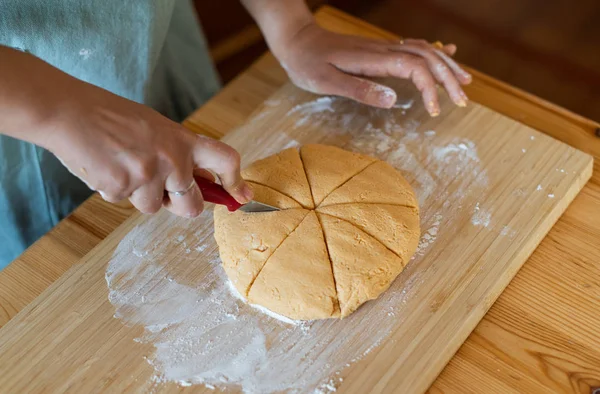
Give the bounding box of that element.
[0,46,78,148]
[240,0,314,58]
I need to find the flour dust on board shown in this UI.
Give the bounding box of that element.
[106,91,489,392]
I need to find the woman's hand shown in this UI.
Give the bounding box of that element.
[0,46,251,218]
[46,86,252,218]
[274,23,472,116]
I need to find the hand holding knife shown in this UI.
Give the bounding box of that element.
[194,176,279,213]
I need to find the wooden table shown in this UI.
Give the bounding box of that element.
[1,7,599,393]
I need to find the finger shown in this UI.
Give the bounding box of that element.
[331,50,442,112]
[192,136,253,204]
[99,190,124,204]
[164,165,205,218]
[393,44,467,107]
[361,52,440,115]
[401,39,471,84]
[395,41,471,87]
[163,182,205,218]
[434,48,472,85]
[193,168,216,182]
[96,172,135,203]
[402,38,433,48]
[442,44,457,56]
[390,39,455,56]
[408,62,441,116]
[316,66,397,108]
[129,180,164,214]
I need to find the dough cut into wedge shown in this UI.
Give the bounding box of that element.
[318,213,406,317]
[317,204,420,262]
[319,161,418,208]
[242,148,314,208]
[214,207,309,296]
[300,144,375,206]
[247,181,302,209]
[248,212,339,320]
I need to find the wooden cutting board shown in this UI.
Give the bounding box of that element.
[0,79,593,393]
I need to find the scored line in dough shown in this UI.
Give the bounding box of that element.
[297,148,317,209]
[316,201,418,210]
[315,212,341,316]
[241,148,413,309]
[317,212,408,266]
[246,180,305,209]
[246,149,401,211]
[220,146,419,319]
[313,160,379,210]
[244,208,409,313]
[245,209,311,295]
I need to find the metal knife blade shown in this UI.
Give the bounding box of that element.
[238,200,280,212]
[194,176,280,212]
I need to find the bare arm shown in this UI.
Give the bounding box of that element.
[0,45,251,216]
[241,0,472,115]
[0,46,70,147]
[240,0,313,56]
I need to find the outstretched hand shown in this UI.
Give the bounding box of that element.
[275,23,472,116]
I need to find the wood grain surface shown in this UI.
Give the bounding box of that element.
[0,6,599,393]
[0,63,593,393]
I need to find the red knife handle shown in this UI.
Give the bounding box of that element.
[194,176,243,212]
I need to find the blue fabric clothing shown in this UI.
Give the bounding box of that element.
[0,0,221,269]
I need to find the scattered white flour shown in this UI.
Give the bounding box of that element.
[264,98,281,107]
[471,202,492,227]
[522,148,527,153]
[548,193,555,198]
[530,135,535,140]
[315,378,339,393]
[415,214,443,256]
[393,98,414,109]
[372,84,397,101]
[287,97,335,126]
[226,279,300,325]
[107,208,422,393]
[106,88,492,392]
[512,188,527,197]
[536,184,543,191]
[500,226,516,238]
[281,139,301,150]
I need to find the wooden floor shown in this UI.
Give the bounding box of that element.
[202,0,600,122]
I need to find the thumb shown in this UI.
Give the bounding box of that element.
[318,67,397,108]
[192,135,253,204]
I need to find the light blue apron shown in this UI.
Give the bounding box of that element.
[0,0,221,268]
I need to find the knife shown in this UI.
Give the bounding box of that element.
[194,176,279,212]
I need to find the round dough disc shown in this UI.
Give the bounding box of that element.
[214,144,420,320]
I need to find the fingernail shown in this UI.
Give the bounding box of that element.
[458,91,469,106]
[377,86,397,108]
[428,101,440,116]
